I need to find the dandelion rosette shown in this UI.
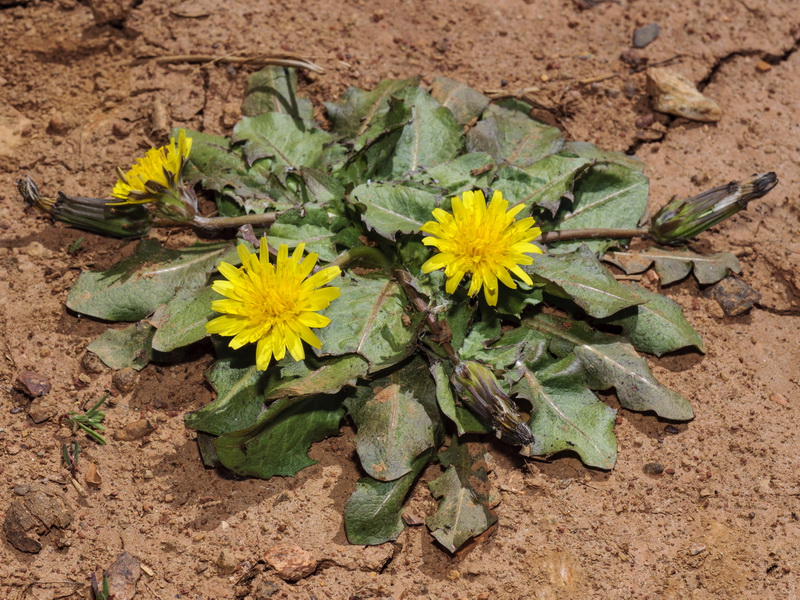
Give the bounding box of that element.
[420,189,543,306]
[206,239,342,370]
[110,129,196,220]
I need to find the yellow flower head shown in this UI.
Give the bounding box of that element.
[111,129,192,204]
[420,189,543,306]
[206,239,342,370]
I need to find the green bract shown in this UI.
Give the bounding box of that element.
[69,68,712,553]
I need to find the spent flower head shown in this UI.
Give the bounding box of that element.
[110,129,197,221]
[420,189,543,306]
[452,360,534,446]
[206,239,341,370]
[650,172,778,245]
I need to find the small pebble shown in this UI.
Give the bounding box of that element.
[215,549,237,574]
[446,569,461,581]
[13,485,30,496]
[664,424,680,435]
[756,60,772,72]
[643,462,664,476]
[635,113,655,128]
[112,368,139,394]
[689,544,706,556]
[633,23,660,48]
[699,488,714,498]
[769,393,789,408]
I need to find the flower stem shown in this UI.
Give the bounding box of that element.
[328,246,394,271]
[537,227,650,244]
[189,213,278,230]
[393,269,458,364]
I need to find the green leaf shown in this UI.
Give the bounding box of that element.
[268,208,342,262]
[466,104,564,169]
[86,322,155,371]
[345,448,434,545]
[183,130,277,212]
[409,153,495,195]
[379,86,462,177]
[241,66,313,121]
[213,393,346,479]
[461,324,549,371]
[527,245,644,318]
[602,283,705,356]
[605,248,741,285]
[350,182,442,240]
[430,360,490,436]
[316,274,420,369]
[232,113,336,172]
[512,355,617,469]
[427,438,497,553]
[185,344,268,436]
[299,166,346,204]
[151,286,217,352]
[67,240,235,322]
[525,313,694,420]
[325,77,420,141]
[266,354,368,400]
[430,76,490,127]
[564,141,645,172]
[345,357,442,481]
[494,152,593,215]
[549,162,649,254]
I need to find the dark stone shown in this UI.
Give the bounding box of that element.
[704,276,761,316]
[14,370,51,398]
[633,23,660,48]
[643,462,664,476]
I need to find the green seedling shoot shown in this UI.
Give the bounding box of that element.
[64,395,108,445]
[61,441,80,477]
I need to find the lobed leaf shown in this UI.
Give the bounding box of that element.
[316,274,420,369]
[265,354,368,400]
[345,357,442,481]
[67,240,236,322]
[427,437,497,552]
[213,393,346,479]
[86,321,155,371]
[185,344,268,436]
[466,104,564,169]
[512,355,617,469]
[605,248,741,285]
[345,448,435,545]
[151,286,217,353]
[493,152,593,215]
[527,245,645,318]
[351,182,444,240]
[380,86,463,177]
[525,313,694,420]
[602,283,705,356]
[430,76,490,126]
[232,112,337,172]
[325,77,420,141]
[241,66,313,121]
[548,162,649,254]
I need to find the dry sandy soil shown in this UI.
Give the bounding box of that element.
[1,0,799,598]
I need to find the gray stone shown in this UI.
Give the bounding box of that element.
[633,23,660,48]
